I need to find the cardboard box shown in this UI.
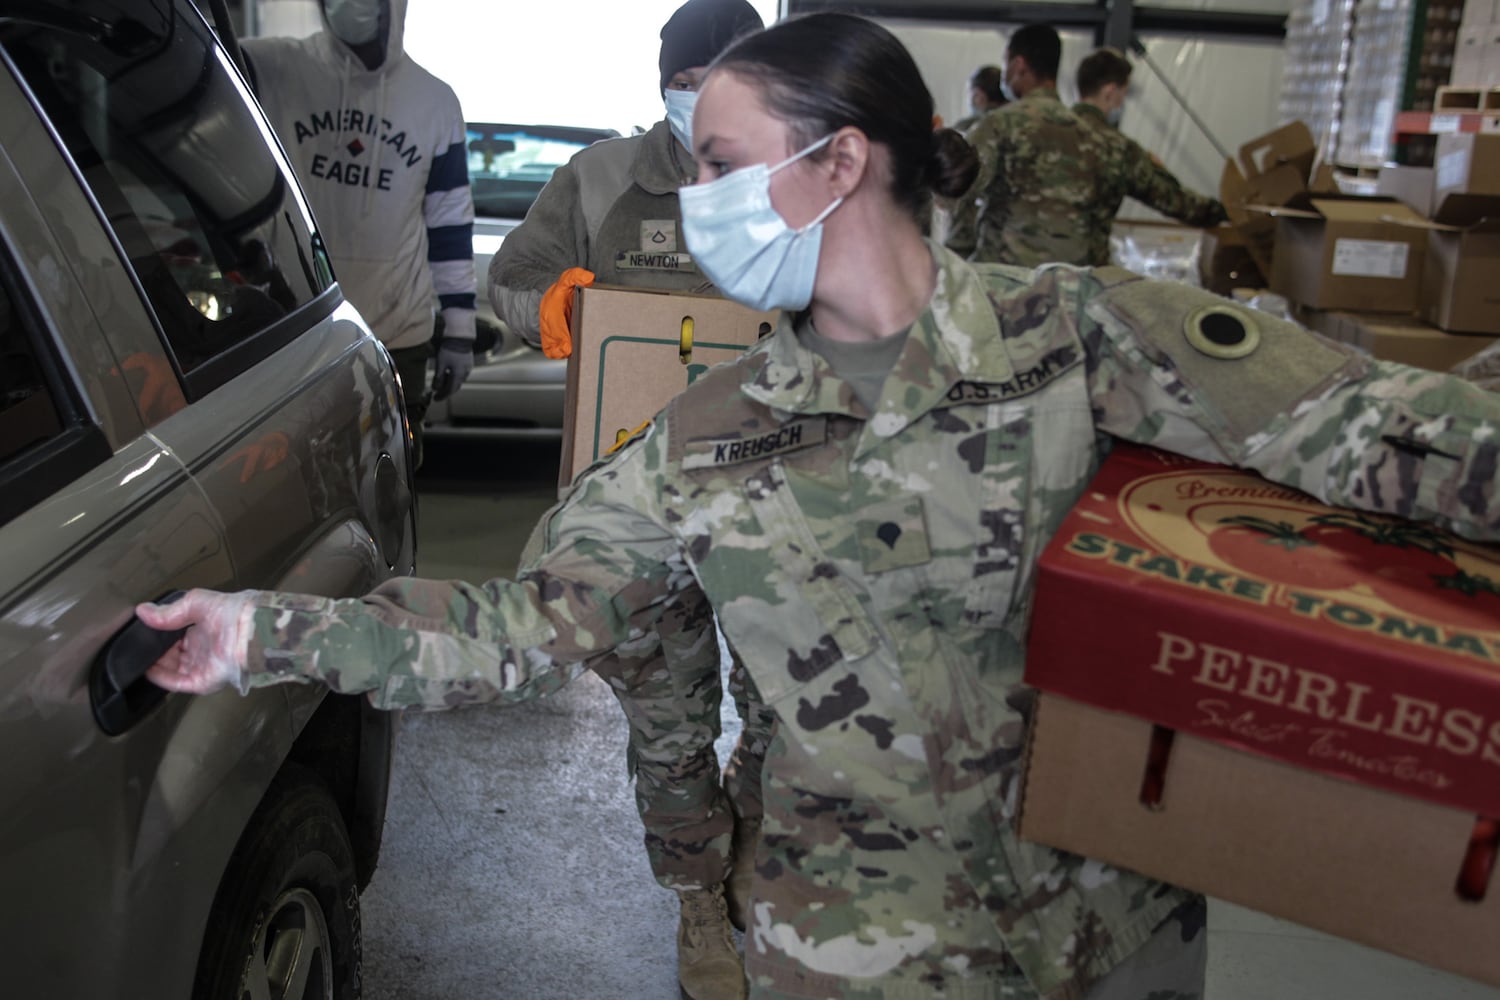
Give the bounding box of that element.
[1486,28,1500,85]
[1262,195,1428,312]
[1198,225,1265,295]
[1434,133,1500,208]
[1461,0,1499,28]
[1421,194,1500,333]
[561,285,776,486]
[1021,442,1500,986]
[1375,163,1437,217]
[1452,24,1490,85]
[1219,121,1336,277]
[1299,308,1497,368]
[1022,695,1500,989]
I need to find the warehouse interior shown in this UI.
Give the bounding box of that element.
[4,0,1497,997]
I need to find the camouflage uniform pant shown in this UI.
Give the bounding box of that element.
[521,516,776,891]
[593,584,777,890]
[1082,895,1206,1000]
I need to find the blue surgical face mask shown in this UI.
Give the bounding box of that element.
[679,134,844,312]
[663,88,698,153]
[1000,78,1019,103]
[1105,106,1124,127]
[325,0,381,46]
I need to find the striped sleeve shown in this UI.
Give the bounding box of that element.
[424,138,477,315]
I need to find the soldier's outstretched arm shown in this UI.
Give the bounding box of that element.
[141,432,683,710]
[1077,269,1500,540]
[1119,135,1225,228]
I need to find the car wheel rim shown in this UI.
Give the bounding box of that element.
[240,887,334,1000]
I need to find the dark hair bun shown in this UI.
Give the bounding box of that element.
[928,127,979,199]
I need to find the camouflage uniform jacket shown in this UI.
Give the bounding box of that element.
[239,245,1500,998]
[488,119,710,346]
[959,87,1104,267]
[1069,102,1226,266]
[936,112,987,259]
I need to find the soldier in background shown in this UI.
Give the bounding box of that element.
[1071,47,1227,266]
[955,23,1092,264]
[959,24,1223,268]
[956,64,1008,132]
[938,64,1008,249]
[141,12,1500,1000]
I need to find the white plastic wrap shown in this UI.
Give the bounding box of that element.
[1109,224,1205,285]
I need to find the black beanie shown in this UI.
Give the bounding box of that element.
[658,0,764,91]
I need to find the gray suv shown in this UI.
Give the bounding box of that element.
[0,2,414,998]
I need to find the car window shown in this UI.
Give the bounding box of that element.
[0,278,62,465]
[0,246,111,528]
[467,123,617,220]
[0,0,334,381]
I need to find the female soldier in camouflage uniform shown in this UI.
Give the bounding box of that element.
[144,13,1500,1000]
[489,4,772,995]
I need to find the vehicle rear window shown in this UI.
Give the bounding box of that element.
[0,0,334,375]
[0,280,62,465]
[0,248,111,528]
[466,124,614,219]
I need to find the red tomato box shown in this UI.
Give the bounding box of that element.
[1020,441,1500,987]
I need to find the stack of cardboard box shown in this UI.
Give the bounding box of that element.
[1211,121,1335,294]
[1214,123,1499,372]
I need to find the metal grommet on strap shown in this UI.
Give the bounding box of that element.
[1184,305,1260,360]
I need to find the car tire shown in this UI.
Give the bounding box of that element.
[195,765,362,1000]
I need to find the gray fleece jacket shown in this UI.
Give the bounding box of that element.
[487,119,713,346]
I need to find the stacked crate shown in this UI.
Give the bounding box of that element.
[1337,0,1414,166]
[1279,0,1357,158]
[1452,0,1500,88]
[1329,0,1472,167]
[1409,0,1469,109]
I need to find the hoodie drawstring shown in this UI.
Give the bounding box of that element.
[366,71,386,215]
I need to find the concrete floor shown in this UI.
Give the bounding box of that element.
[358,436,1500,1000]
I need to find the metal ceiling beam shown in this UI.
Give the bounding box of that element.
[786,1,1106,28]
[1131,8,1286,39]
[786,1,1286,44]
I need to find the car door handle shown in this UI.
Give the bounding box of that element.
[91,590,186,735]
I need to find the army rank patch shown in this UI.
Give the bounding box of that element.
[1184,305,1261,360]
[641,219,678,250]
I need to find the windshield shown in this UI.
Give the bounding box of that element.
[467,123,619,220]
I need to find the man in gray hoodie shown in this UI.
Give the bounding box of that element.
[243,0,477,470]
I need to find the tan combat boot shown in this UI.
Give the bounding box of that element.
[677,885,746,1000]
[725,815,761,933]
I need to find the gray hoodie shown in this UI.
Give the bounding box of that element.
[243,0,476,351]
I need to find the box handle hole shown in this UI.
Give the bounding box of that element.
[1138,724,1176,811]
[680,316,695,365]
[1456,816,1500,902]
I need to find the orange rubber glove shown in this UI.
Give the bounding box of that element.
[539,267,596,359]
